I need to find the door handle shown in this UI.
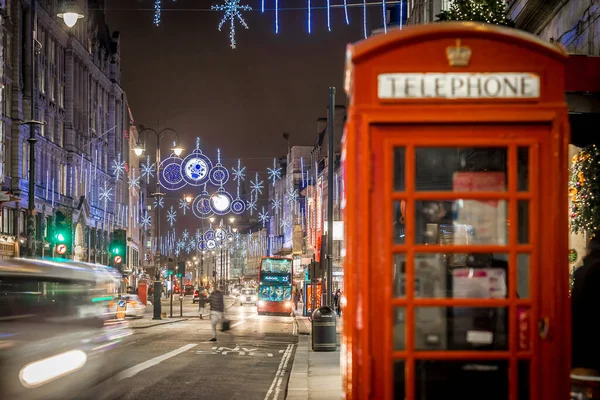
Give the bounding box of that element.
[538,317,550,340]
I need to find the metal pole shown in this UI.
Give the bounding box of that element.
[179,275,183,317]
[169,273,174,318]
[27,0,37,258]
[153,131,163,319]
[326,87,335,307]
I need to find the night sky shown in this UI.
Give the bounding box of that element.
[104,0,381,229]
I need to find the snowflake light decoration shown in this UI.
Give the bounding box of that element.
[141,155,155,184]
[112,153,126,180]
[195,230,203,242]
[271,196,282,214]
[167,206,177,227]
[153,197,164,209]
[177,240,185,250]
[250,172,264,195]
[247,198,257,215]
[280,216,291,230]
[286,188,299,205]
[175,249,181,257]
[99,183,113,204]
[182,229,190,241]
[232,159,246,182]
[258,207,269,227]
[154,0,161,26]
[211,0,252,49]
[267,158,282,186]
[141,214,152,229]
[185,244,192,254]
[129,169,141,191]
[179,198,190,215]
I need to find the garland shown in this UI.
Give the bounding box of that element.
[570,144,600,238]
[436,0,515,27]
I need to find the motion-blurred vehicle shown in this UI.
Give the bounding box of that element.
[193,288,207,304]
[239,288,258,306]
[0,258,131,400]
[231,284,243,296]
[183,284,194,296]
[110,294,146,318]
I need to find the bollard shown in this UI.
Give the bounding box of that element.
[312,306,337,352]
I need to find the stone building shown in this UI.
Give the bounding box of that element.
[0,0,130,263]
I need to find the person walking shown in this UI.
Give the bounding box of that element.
[293,290,300,312]
[334,289,342,317]
[198,287,207,320]
[208,286,225,342]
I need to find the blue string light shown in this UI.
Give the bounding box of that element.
[382,0,387,33]
[262,0,265,12]
[363,0,367,38]
[399,0,403,29]
[154,0,161,26]
[343,0,350,25]
[307,0,311,33]
[326,0,331,31]
[212,0,252,49]
[275,0,279,33]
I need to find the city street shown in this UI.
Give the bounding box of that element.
[95,299,298,400]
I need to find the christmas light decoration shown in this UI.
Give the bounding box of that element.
[286,188,298,205]
[362,0,368,39]
[154,0,161,26]
[232,159,246,182]
[167,206,177,227]
[129,169,140,191]
[382,0,387,33]
[160,156,186,190]
[271,196,282,214]
[570,145,600,237]
[112,153,125,180]
[258,207,270,227]
[250,172,264,195]
[280,216,291,230]
[181,140,213,187]
[141,155,155,184]
[267,158,282,186]
[141,214,152,229]
[247,196,257,215]
[437,0,513,26]
[343,0,349,24]
[307,0,311,33]
[212,0,252,49]
[99,183,113,204]
[326,0,331,31]
[275,0,279,33]
[153,197,164,209]
[179,198,190,215]
[209,149,230,186]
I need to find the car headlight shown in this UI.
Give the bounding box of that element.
[258,300,265,307]
[20,350,87,388]
[251,295,257,301]
[285,301,292,308]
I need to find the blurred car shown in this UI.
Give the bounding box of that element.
[239,288,258,306]
[0,258,132,400]
[193,288,207,304]
[183,284,194,296]
[110,294,146,318]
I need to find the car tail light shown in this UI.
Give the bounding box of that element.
[129,301,137,307]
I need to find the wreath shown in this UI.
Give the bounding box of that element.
[570,144,600,238]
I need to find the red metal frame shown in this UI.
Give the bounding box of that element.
[342,23,570,400]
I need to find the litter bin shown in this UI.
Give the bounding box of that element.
[312,306,337,352]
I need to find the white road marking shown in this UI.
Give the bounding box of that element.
[264,344,294,400]
[230,314,255,328]
[117,344,198,380]
[268,353,273,357]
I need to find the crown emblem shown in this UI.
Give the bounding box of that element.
[446,39,472,67]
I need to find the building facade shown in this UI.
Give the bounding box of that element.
[0,0,130,265]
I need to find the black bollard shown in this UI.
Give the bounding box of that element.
[152,281,162,320]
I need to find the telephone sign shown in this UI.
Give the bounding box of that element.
[114,255,123,264]
[56,244,67,255]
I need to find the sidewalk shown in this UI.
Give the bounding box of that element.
[287,304,342,400]
[128,297,235,329]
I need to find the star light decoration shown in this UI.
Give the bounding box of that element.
[129,169,141,191]
[211,0,252,49]
[247,197,257,215]
[286,188,299,205]
[232,159,246,182]
[99,183,113,204]
[167,206,177,227]
[258,207,270,227]
[250,172,264,195]
[112,153,126,180]
[179,198,190,215]
[141,155,155,184]
[267,158,282,186]
[141,214,152,229]
[153,197,164,209]
[271,196,282,214]
[182,229,190,241]
[280,216,291,230]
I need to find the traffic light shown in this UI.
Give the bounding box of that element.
[53,211,72,255]
[110,229,127,266]
[176,261,185,278]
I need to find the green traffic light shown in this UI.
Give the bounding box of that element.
[55,233,66,242]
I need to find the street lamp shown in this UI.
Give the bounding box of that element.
[229,217,235,223]
[184,194,193,203]
[209,217,215,223]
[57,1,84,28]
[172,142,184,157]
[133,143,144,157]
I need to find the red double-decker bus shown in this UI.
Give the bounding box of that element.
[256,256,293,315]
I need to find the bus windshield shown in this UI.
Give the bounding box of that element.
[259,258,292,275]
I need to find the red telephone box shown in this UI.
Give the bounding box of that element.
[342,23,570,400]
[138,280,148,306]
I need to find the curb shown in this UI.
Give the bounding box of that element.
[131,318,189,329]
[292,314,311,336]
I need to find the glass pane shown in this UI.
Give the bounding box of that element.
[393,360,405,399]
[415,147,507,192]
[393,254,406,298]
[518,147,529,192]
[517,254,530,299]
[415,307,508,351]
[393,307,406,350]
[414,253,508,299]
[517,307,531,351]
[415,200,508,245]
[518,360,530,399]
[415,360,508,400]
[518,200,529,244]
[394,147,405,191]
[393,201,406,244]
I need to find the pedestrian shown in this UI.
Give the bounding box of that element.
[198,288,207,320]
[572,235,600,372]
[208,286,225,342]
[293,290,300,311]
[334,289,342,317]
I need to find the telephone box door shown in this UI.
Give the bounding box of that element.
[370,123,556,400]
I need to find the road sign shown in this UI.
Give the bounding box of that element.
[56,244,67,255]
[114,255,123,264]
[0,191,10,201]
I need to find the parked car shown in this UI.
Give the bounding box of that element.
[0,258,132,399]
[110,294,146,318]
[239,288,258,306]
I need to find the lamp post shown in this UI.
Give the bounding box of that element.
[133,126,183,320]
